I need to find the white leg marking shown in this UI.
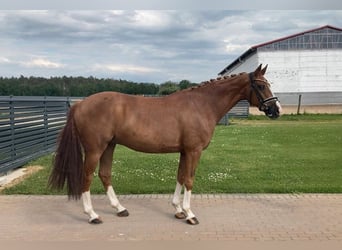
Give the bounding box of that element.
[183,188,196,220]
[172,182,183,214]
[82,191,99,222]
[107,186,126,213]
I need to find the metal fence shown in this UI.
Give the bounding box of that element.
[0,96,72,174]
[219,100,249,125]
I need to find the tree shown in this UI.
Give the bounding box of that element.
[0,76,161,96]
[158,81,179,95]
[179,80,191,90]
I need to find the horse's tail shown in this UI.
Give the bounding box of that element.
[48,104,84,200]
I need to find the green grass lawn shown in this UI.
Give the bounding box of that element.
[2,114,342,195]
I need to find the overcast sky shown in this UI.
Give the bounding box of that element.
[0,10,341,83]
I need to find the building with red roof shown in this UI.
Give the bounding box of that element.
[219,25,342,113]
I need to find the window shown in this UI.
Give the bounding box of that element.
[258,28,342,51]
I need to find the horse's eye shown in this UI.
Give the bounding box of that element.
[258,85,265,91]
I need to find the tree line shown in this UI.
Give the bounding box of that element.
[0,76,198,96]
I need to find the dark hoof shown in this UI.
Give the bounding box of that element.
[89,218,103,224]
[175,212,186,219]
[117,209,129,217]
[186,217,199,225]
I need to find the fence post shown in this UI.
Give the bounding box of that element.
[9,96,15,164]
[224,114,229,125]
[67,96,71,110]
[297,94,302,115]
[43,96,48,148]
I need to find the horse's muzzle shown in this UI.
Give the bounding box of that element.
[260,99,282,119]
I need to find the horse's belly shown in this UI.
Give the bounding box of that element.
[116,130,181,153]
[118,138,180,153]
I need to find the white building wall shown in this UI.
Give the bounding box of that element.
[222,50,342,94]
[258,50,342,93]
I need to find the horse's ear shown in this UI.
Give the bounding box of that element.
[254,64,263,75]
[261,64,268,75]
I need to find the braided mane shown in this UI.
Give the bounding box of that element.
[186,72,247,91]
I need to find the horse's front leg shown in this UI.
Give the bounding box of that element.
[172,181,186,219]
[172,151,201,225]
[182,186,199,225]
[172,183,198,224]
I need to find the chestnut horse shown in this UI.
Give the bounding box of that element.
[49,64,281,225]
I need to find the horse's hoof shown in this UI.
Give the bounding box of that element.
[117,209,129,217]
[186,217,199,225]
[89,218,103,224]
[175,212,186,219]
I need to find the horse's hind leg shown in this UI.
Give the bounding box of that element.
[82,152,102,224]
[99,143,129,217]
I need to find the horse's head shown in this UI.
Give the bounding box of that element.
[248,64,282,119]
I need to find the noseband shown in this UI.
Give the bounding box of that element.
[249,72,278,111]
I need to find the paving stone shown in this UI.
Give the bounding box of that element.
[0,194,341,242]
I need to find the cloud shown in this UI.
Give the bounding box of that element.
[0,10,341,82]
[94,63,160,74]
[22,58,64,69]
[132,11,171,29]
[224,43,251,53]
[0,57,11,63]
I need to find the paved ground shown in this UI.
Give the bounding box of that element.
[0,194,341,243]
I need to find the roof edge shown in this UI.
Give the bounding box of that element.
[218,48,256,75]
[251,25,342,49]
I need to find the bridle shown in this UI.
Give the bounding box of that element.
[249,72,279,111]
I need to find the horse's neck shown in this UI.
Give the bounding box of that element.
[193,76,249,122]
